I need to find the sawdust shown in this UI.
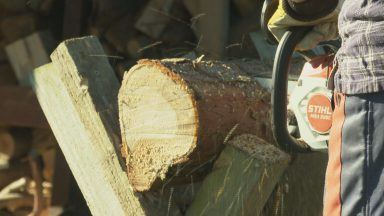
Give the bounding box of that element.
[228,134,290,164]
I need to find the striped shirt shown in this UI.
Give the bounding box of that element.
[334,0,384,94]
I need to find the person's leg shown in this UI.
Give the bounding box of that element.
[362,93,384,215]
[323,92,384,216]
[323,92,344,216]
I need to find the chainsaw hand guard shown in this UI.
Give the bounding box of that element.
[271,28,313,153]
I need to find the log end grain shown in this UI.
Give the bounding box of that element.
[119,59,198,191]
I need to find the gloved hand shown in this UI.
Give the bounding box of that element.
[268,0,341,51]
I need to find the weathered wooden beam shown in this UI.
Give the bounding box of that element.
[186,134,290,216]
[5,31,56,86]
[32,37,177,216]
[0,86,48,128]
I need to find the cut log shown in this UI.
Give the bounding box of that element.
[62,0,88,39]
[0,128,32,161]
[119,58,273,191]
[0,195,34,213]
[0,86,48,128]
[5,31,56,86]
[186,134,290,216]
[0,162,31,190]
[135,0,174,39]
[227,11,261,59]
[0,64,18,86]
[39,0,57,14]
[182,0,198,15]
[0,0,30,13]
[31,129,57,181]
[104,14,136,54]
[0,14,38,43]
[32,36,181,216]
[183,0,230,58]
[90,0,131,32]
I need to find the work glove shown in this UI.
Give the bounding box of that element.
[268,0,342,51]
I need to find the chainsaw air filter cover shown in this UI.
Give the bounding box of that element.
[288,55,334,151]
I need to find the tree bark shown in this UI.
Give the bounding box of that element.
[119,58,274,191]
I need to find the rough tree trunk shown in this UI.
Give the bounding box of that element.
[119,58,274,191]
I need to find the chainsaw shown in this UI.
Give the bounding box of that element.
[261,0,340,153]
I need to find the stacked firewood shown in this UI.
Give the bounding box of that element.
[0,0,285,215]
[86,0,264,78]
[0,0,87,215]
[0,1,53,215]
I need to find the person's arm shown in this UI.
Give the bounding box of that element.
[268,0,342,50]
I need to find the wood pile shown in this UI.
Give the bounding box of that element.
[1,0,328,215]
[0,1,85,215]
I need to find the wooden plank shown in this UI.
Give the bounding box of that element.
[5,31,56,86]
[33,61,147,216]
[0,86,48,128]
[31,36,174,216]
[186,134,290,216]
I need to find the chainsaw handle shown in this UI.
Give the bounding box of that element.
[271,27,312,153]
